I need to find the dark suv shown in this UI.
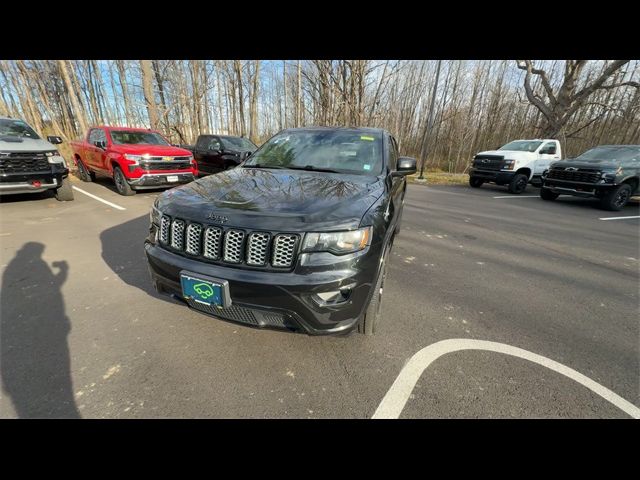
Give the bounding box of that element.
[145,127,416,335]
[185,134,258,175]
[540,145,639,210]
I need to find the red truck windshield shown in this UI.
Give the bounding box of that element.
[110,131,169,146]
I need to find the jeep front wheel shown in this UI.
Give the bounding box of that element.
[358,249,390,335]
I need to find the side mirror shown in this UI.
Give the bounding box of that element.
[47,135,63,144]
[239,151,251,161]
[94,140,106,149]
[392,156,417,176]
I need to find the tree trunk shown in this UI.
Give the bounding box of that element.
[140,60,160,129]
[58,60,88,135]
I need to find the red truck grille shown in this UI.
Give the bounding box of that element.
[140,161,192,171]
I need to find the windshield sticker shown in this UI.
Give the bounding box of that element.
[363,164,371,170]
[360,136,374,141]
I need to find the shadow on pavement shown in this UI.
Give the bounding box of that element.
[0,242,81,418]
[100,214,161,298]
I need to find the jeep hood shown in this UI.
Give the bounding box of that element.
[157,167,385,231]
[0,136,57,152]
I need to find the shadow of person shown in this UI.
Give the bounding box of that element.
[1,242,80,418]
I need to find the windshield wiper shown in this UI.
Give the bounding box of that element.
[242,164,286,169]
[287,165,340,173]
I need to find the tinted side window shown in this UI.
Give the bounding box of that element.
[196,136,211,150]
[209,137,222,150]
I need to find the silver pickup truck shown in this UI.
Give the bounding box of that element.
[0,117,73,201]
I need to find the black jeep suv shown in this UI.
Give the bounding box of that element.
[145,127,416,335]
[540,145,639,211]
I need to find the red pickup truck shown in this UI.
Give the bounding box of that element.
[70,126,197,195]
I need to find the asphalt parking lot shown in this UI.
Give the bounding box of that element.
[1,176,638,418]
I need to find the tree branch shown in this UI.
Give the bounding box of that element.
[516,60,554,122]
[517,60,557,107]
[596,80,640,90]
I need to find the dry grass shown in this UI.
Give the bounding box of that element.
[407,170,469,186]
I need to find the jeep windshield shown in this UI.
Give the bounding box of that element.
[499,140,543,152]
[220,136,257,152]
[243,130,383,175]
[0,119,41,139]
[110,131,170,146]
[572,146,640,163]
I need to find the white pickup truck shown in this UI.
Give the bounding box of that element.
[469,139,562,194]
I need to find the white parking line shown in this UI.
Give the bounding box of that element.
[492,195,539,199]
[372,338,640,419]
[599,216,640,221]
[72,186,126,211]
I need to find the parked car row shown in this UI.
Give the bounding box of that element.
[469,138,639,210]
[0,118,260,200]
[2,118,637,337]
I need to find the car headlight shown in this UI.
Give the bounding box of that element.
[46,150,67,167]
[124,154,150,164]
[502,160,515,170]
[302,227,371,255]
[150,203,162,226]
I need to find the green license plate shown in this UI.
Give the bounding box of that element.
[180,271,230,307]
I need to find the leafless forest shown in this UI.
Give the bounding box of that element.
[1,60,638,171]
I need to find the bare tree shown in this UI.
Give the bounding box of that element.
[516,60,638,138]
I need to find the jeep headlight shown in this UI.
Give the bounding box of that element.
[302,227,371,255]
[46,150,67,167]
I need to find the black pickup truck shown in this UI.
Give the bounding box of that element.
[145,127,416,335]
[182,134,258,176]
[0,117,73,201]
[540,145,639,211]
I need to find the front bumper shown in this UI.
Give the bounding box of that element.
[129,172,195,189]
[144,233,382,335]
[542,178,609,197]
[0,167,68,195]
[469,168,516,184]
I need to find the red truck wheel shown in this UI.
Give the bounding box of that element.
[113,166,135,196]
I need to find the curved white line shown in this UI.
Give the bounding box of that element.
[372,339,640,419]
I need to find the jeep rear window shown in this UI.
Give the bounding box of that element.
[0,119,41,139]
[499,140,543,152]
[110,131,169,146]
[244,130,383,175]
